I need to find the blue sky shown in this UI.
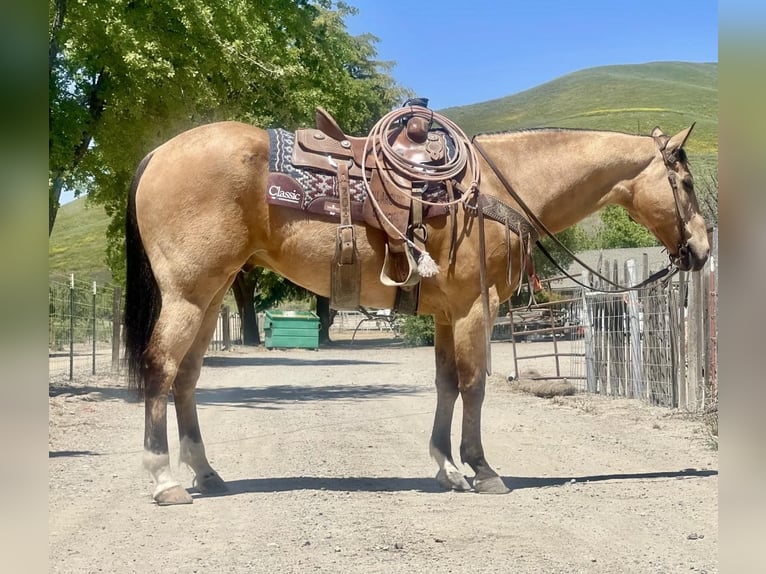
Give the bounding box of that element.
[344,0,719,109]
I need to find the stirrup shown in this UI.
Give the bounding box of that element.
[380,243,421,287]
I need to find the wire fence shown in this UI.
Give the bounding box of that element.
[48,274,242,380]
[496,230,718,412]
[49,274,122,380]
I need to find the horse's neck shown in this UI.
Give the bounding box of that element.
[479,129,655,233]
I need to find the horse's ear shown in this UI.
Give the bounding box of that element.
[667,122,696,151]
[651,126,665,138]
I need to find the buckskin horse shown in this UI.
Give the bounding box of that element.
[124,106,709,504]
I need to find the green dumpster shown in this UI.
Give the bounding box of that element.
[263,310,320,350]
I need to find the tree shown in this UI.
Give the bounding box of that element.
[49,0,404,343]
[531,224,593,279]
[49,0,403,252]
[594,205,658,249]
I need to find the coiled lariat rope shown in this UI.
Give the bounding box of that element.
[361,105,479,276]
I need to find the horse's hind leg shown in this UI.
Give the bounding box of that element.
[142,297,207,505]
[173,278,235,495]
[430,321,471,491]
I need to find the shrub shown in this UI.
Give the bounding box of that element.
[400,315,435,346]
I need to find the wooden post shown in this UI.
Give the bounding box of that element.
[111,286,122,371]
[677,272,688,409]
[222,305,231,350]
[642,253,649,282]
[688,270,703,410]
[626,260,644,399]
[708,229,718,402]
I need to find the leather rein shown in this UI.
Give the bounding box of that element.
[471,136,691,294]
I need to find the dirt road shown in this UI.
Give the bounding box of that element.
[49,340,717,573]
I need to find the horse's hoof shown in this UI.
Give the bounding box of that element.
[154,485,193,505]
[194,471,228,493]
[473,475,511,494]
[436,469,471,492]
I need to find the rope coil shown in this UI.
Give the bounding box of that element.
[361,106,479,268]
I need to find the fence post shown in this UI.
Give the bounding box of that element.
[92,281,97,375]
[677,272,688,409]
[688,270,703,410]
[69,274,74,381]
[709,228,718,402]
[112,286,122,371]
[581,271,596,393]
[625,260,644,399]
[222,305,231,350]
[509,309,519,380]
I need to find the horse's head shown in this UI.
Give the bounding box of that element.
[626,124,710,271]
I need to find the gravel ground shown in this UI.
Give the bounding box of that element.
[49,338,718,573]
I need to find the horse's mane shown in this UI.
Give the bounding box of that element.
[474,126,651,138]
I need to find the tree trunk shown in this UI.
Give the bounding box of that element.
[49,175,64,236]
[316,296,336,344]
[232,271,260,345]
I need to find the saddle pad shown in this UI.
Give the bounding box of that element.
[267,128,366,221]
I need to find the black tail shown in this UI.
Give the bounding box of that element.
[124,153,160,396]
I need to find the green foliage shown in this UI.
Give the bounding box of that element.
[400,315,434,346]
[532,225,594,279]
[251,268,308,312]
[49,0,404,277]
[594,205,659,249]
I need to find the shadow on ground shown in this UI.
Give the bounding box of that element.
[193,468,718,497]
[202,355,393,368]
[195,382,421,408]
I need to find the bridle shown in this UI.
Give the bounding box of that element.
[472,133,693,294]
[653,130,693,270]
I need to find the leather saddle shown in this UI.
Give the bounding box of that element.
[291,106,452,288]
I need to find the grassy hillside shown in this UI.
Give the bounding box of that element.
[441,61,718,175]
[49,62,717,280]
[49,197,113,283]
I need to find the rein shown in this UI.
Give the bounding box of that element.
[471,137,685,294]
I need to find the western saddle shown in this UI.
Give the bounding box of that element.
[290,100,470,310]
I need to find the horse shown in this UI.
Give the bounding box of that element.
[124,118,709,504]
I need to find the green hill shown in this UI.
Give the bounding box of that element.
[49,197,113,283]
[440,61,717,175]
[49,61,717,280]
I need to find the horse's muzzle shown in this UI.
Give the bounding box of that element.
[673,243,710,271]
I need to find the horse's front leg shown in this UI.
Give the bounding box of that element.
[454,297,510,494]
[430,321,471,491]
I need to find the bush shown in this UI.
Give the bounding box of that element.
[400,315,435,346]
